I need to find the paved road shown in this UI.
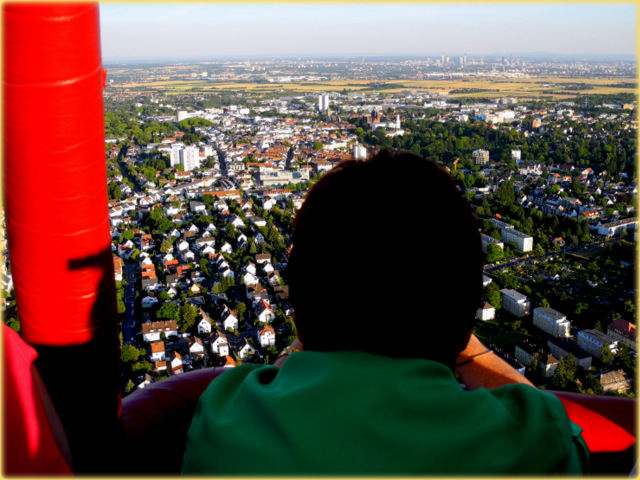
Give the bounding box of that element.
[121,261,138,344]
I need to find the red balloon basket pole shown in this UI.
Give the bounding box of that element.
[3,3,122,472]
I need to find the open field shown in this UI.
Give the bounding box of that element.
[115,76,636,99]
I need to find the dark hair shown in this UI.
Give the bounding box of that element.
[287,150,483,367]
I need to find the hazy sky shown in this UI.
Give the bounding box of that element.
[99,2,637,61]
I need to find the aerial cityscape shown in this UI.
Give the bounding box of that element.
[3,3,637,398]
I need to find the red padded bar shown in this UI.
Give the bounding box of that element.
[3,2,114,346]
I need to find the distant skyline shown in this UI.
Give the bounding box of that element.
[100,3,637,62]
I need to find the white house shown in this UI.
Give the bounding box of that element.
[243,262,257,276]
[219,265,235,279]
[170,351,184,375]
[228,215,245,228]
[211,332,230,357]
[259,325,276,347]
[149,341,166,362]
[142,320,178,343]
[177,240,189,252]
[243,272,260,286]
[237,233,248,248]
[220,242,233,254]
[256,300,275,324]
[236,338,256,360]
[189,337,205,357]
[476,302,496,321]
[222,310,239,331]
[197,317,212,335]
[256,253,271,265]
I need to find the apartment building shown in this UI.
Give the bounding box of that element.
[607,318,637,351]
[472,149,490,165]
[547,337,592,370]
[480,233,504,253]
[533,307,571,338]
[577,329,618,359]
[500,228,533,252]
[499,288,531,317]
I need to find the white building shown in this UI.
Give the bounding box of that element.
[318,94,329,112]
[476,302,496,321]
[181,145,201,172]
[577,329,618,360]
[596,218,637,237]
[533,307,570,337]
[500,228,533,252]
[259,325,276,347]
[141,321,178,343]
[353,144,367,160]
[480,233,504,253]
[607,318,637,351]
[500,289,531,318]
[472,149,490,165]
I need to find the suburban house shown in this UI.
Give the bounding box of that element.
[256,300,276,324]
[141,320,178,343]
[236,338,256,360]
[476,302,496,321]
[259,325,276,347]
[211,332,230,357]
[222,309,239,331]
[189,337,205,358]
[197,317,212,335]
[222,355,237,368]
[170,351,184,375]
[149,341,166,362]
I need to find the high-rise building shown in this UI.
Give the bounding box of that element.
[181,145,200,172]
[318,94,329,112]
[353,144,367,160]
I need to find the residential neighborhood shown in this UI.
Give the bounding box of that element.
[2,57,637,397]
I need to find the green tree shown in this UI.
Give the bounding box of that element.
[124,379,136,394]
[581,372,604,395]
[157,302,180,321]
[160,240,173,253]
[132,360,151,373]
[180,304,198,332]
[600,344,613,365]
[483,283,501,310]
[486,244,503,263]
[121,344,140,363]
[117,297,126,315]
[550,354,578,391]
[157,291,171,302]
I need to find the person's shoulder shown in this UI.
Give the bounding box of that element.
[488,384,576,436]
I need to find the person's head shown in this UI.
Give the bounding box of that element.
[287,149,483,367]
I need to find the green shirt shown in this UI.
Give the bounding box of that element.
[182,351,588,475]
